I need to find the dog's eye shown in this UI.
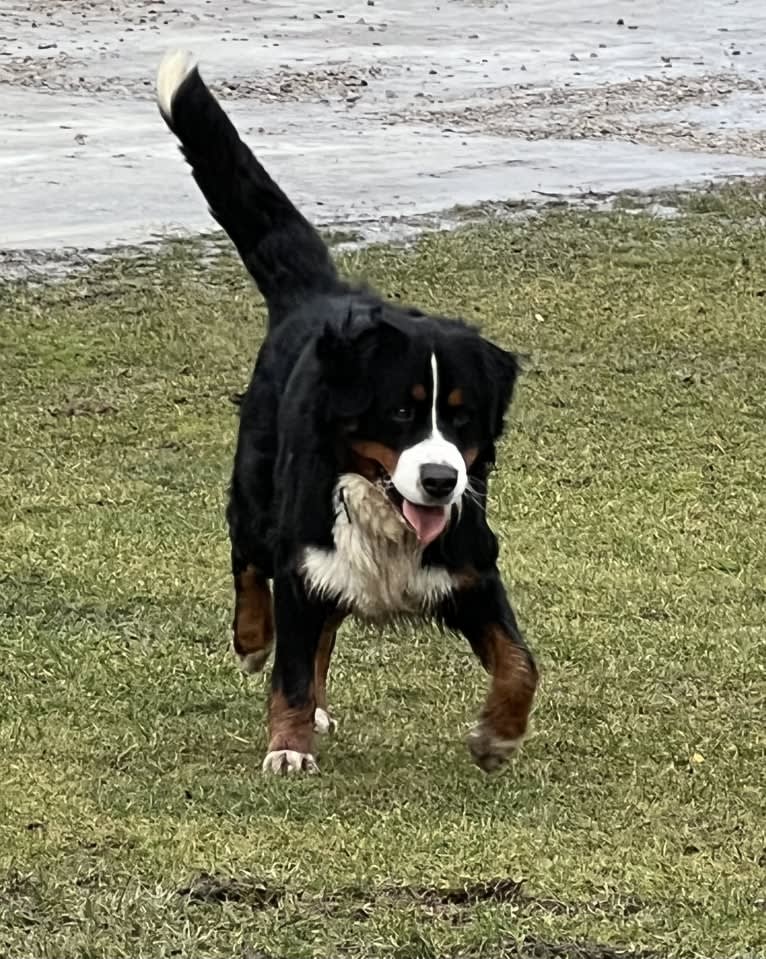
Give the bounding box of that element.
[391,405,415,424]
[452,408,471,428]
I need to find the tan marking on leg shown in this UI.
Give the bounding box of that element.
[267,689,316,756]
[469,625,538,772]
[482,629,537,740]
[314,614,343,710]
[451,567,480,591]
[314,614,344,734]
[233,566,273,672]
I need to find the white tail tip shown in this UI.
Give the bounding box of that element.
[156,49,197,119]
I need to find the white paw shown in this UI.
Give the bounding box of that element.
[261,750,319,776]
[237,647,272,674]
[466,724,522,773]
[313,707,337,735]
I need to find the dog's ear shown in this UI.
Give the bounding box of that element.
[317,304,407,418]
[481,340,519,438]
[316,303,377,377]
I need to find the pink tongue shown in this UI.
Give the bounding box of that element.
[401,500,449,546]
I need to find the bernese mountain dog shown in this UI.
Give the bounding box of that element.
[156,51,538,776]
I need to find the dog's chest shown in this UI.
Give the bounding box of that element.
[300,474,454,618]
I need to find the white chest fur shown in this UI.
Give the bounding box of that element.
[300,474,455,619]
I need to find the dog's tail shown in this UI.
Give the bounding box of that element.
[156,50,343,324]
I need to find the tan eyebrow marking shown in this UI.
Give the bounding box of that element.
[350,441,400,477]
[447,388,464,407]
[411,383,427,401]
[463,446,479,468]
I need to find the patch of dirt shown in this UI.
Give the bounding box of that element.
[320,878,648,922]
[1,53,391,102]
[0,870,45,929]
[407,881,646,920]
[513,940,661,959]
[173,872,648,926]
[177,872,282,909]
[418,877,524,905]
[14,0,165,16]
[236,936,665,959]
[0,0,395,101]
[47,400,117,418]
[393,74,766,157]
[171,874,727,959]
[215,64,390,105]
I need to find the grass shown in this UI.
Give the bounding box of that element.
[1,183,765,959]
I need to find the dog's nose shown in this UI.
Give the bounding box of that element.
[420,463,458,499]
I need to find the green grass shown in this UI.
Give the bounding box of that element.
[1,184,765,959]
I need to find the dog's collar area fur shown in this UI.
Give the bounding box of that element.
[337,473,419,543]
[300,473,455,619]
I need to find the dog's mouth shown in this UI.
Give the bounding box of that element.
[376,469,450,547]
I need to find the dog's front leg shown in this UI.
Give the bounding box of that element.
[262,573,331,775]
[444,573,538,772]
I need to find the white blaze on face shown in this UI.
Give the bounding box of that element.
[391,353,467,546]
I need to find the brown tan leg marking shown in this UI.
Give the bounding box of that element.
[233,566,273,673]
[263,689,318,774]
[314,614,344,734]
[469,625,538,772]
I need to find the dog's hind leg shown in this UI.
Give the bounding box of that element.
[231,561,274,674]
[226,379,278,673]
[227,468,275,674]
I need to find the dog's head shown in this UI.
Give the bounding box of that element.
[317,299,518,546]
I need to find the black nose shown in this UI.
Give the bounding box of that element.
[420,463,458,499]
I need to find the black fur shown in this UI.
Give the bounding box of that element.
[159,59,537,770]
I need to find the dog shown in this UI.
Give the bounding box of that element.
[156,50,538,775]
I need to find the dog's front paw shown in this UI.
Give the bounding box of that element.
[262,750,319,776]
[313,707,337,736]
[467,724,522,773]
